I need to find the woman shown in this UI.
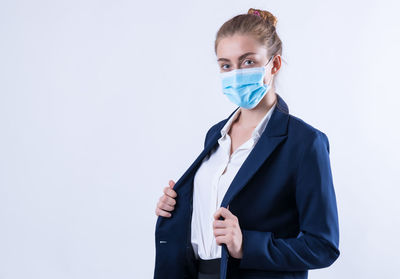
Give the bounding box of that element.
[154,8,340,279]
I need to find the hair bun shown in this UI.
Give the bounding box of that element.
[247,8,278,27]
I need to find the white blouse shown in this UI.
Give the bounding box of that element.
[190,102,277,260]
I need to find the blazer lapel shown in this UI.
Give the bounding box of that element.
[219,93,289,279]
[220,94,289,208]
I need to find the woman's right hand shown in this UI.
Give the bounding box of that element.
[155,180,177,218]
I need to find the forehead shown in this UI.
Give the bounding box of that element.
[216,34,267,60]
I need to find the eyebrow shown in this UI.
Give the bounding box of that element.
[217,52,257,62]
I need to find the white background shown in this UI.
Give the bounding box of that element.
[1,0,399,278]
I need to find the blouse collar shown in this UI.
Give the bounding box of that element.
[220,102,277,141]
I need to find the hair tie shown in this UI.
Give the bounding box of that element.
[253,11,261,17]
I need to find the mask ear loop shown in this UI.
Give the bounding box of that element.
[263,55,275,85]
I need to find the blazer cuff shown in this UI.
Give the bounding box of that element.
[239,229,273,270]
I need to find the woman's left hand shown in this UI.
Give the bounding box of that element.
[213,206,243,259]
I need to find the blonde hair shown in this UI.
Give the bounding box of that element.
[214,8,283,62]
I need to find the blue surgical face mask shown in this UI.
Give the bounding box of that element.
[220,56,274,109]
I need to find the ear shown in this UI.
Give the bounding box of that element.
[271,55,282,74]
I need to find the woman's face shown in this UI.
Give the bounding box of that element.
[216,33,278,84]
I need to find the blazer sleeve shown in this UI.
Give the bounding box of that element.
[238,131,340,272]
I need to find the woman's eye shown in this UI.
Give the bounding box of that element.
[221,64,230,70]
[243,59,255,66]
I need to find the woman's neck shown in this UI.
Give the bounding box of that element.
[235,91,277,129]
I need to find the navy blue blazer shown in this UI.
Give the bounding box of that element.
[154,93,340,279]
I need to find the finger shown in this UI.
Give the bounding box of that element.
[215,235,228,246]
[160,194,176,206]
[164,187,177,198]
[213,228,228,237]
[169,180,175,188]
[158,200,175,211]
[214,207,222,220]
[220,207,235,219]
[214,207,235,220]
[213,220,227,228]
[155,207,172,218]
